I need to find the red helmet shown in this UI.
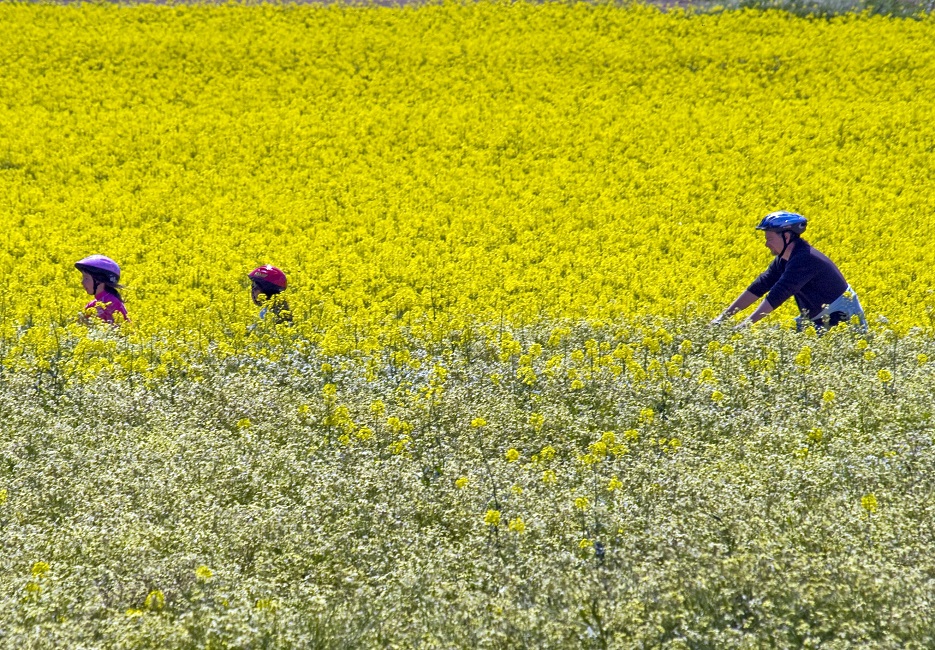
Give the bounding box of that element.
[248,265,287,289]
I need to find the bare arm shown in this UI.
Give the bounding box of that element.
[738,298,774,327]
[711,290,759,324]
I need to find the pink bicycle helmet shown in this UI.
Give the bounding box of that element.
[75,255,121,286]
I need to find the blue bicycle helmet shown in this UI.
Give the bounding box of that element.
[756,211,807,235]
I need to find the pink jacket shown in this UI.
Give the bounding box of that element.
[84,289,128,324]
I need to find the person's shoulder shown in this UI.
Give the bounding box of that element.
[99,291,128,316]
[787,240,816,262]
[801,240,834,263]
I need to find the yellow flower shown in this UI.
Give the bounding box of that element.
[578,538,593,549]
[821,389,835,403]
[126,609,144,618]
[256,598,278,611]
[195,565,214,582]
[144,590,165,611]
[808,428,823,444]
[508,517,526,533]
[517,365,537,385]
[638,408,654,424]
[386,417,412,435]
[711,390,725,403]
[389,437,411,455]
[31,562,50,578]
[542,469,557,485]
[574,497,589,511]
[505,448,520,462]
[0,488,7,505]
[917,353,928,366]
[611,443,630,456]
[539,445,556,462]
[511,484,523,495]
[877,369,893,383]
[589,440,607,460]
[607,476,624,491]
[579,452,599,466]
[794,346,812,369]
[484,509,501,526]
[236,418,251,430]
[861,493,878,514]
[455,476,469,489]
[470,417,487,428]
[548,327,569,347]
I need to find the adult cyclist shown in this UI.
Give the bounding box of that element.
[711,211,866,331]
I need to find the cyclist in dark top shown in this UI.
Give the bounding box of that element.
[711,212,866,331]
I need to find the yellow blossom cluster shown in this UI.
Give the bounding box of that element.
[0,3,933,352]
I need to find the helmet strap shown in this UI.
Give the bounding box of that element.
[778,231,793,258]
[90,276,113,297]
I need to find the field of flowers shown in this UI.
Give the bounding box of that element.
[1,2,935,647]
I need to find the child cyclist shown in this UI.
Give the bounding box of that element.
[712,211,866,331]
[248,265,292,324]
[75,255,129,325]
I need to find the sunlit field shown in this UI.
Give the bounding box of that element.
[1,3,934,647]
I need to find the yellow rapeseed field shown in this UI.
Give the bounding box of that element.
[1,3,933,344]
[3,5,935,646]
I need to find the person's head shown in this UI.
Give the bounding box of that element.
[75,255,122,297]
[248,265,287,306]
[756,211,807,257]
